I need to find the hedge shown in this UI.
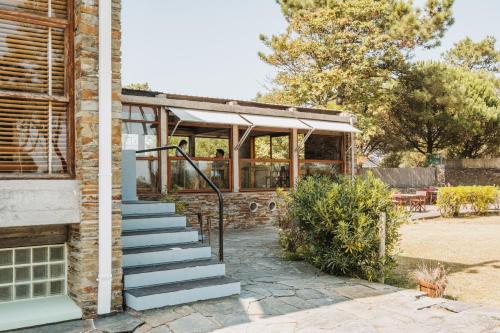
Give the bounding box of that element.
[436,186,498,217]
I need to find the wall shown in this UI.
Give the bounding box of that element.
[67,0,123,317]
[360,167,437,189]
[444,159,500,186]
[172,192,280,229]
[0,180,80,228]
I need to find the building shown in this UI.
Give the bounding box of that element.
[0,0,359,330]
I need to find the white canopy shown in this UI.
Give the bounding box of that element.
[169,107,251,126]
[301,119,361,133]
[240,114,311,130]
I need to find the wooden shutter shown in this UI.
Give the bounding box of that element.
[0,0,72,175]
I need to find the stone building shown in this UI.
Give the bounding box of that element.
[0,0,360,330]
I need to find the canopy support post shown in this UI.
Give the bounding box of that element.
[167,120,182,144]
[234,125,254,151]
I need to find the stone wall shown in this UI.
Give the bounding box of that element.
[173,192,280,229]
[67,0,123,317]
[445,168,500,186]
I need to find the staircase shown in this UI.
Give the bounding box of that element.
[121,201,240,311]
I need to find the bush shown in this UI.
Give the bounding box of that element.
[276,174,408,281]
[437,186,498,217]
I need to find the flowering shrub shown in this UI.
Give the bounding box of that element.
[276,174,407,281]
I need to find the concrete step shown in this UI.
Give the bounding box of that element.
[122,227,199,248]
[124,276,241,311]
[123,259,225,288]
[122,201,175,215]
[122,213,186,231]
[122,242,211,268]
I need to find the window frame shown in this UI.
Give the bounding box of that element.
[122,103,162,196]
[298,133,346,178]
[0,1,75,178]
[166,123,233,193]
[239,129,293,192]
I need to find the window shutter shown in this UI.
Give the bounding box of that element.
[0,0,71,175]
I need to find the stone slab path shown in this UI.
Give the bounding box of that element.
[16,226,500,333]
[127,226,500,333]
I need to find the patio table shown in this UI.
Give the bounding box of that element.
[392,193,427,212]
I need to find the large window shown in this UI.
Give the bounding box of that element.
[122,104,161,195]
[0,0,73,175]
[168,125,231,192]
[240,131,291,190]
[299,134,344,179]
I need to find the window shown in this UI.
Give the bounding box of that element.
[299,134,344,179]
[240,131,291,190]
[0,245,67,303]
[168,124,231,192]
[122,104,161,195]
[0,0,73,175]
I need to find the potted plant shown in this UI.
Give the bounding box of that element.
[411,263,448,298]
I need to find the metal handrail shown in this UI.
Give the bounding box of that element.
[136,145,225,262]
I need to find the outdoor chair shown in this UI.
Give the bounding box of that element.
[411,191,427,212]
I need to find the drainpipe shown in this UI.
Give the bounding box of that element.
[97,0,113,315]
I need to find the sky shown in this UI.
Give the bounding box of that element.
[122,0,500,101]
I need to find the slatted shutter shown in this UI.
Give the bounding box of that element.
[0,0,71,175]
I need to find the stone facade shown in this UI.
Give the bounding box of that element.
[445,168,500,186]
[173,192,281,229]
[67,0,123,317]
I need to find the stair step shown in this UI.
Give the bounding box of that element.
[122,227,198,248]
[123,259,225,288]
[124,276,241,311]
[122,242,211,267]
[122,201,175,215]
[122,213,186,231]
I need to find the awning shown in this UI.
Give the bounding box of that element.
[301,119,361,133]
[240,114,311,130]
[169,107,251,126]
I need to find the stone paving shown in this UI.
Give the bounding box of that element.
[16,226,500,333]
[127,226,500,333]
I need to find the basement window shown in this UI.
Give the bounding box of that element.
[0,245,67,303]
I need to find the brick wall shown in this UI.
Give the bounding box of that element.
[67,0,123,317]
[173,192,280,229]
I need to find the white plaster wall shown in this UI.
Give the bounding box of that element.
[0,180,81,227]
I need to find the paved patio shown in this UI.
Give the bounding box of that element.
[15,226,500,333]
[127,226,500,333]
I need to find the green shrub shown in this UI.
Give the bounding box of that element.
[276,174,408,281]
[437,186,498,217]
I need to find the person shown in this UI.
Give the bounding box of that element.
[213,149,227,188]
[177,139,188,156]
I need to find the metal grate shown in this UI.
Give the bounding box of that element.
[0,245,67,303]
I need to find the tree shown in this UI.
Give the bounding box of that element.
[443,36,500,73]
[124,82,152,91]
[258,0,454,108]
[379,62,500,161]
[446,70,500,158]
[378,62,463,160]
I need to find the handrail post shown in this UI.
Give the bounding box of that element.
[136,145,224,262]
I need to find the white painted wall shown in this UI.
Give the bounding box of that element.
[0,180,80,228]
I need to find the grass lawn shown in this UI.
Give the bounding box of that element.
[387,214,500,308]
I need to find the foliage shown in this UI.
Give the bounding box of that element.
[276,174,408,281]
[259,0,453,108]
[410,263,448,297]
[377,62,500,161]
[436,186,498,217]
[443,36,500,73]
[124,82,152,91]
[160,190,186,214]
